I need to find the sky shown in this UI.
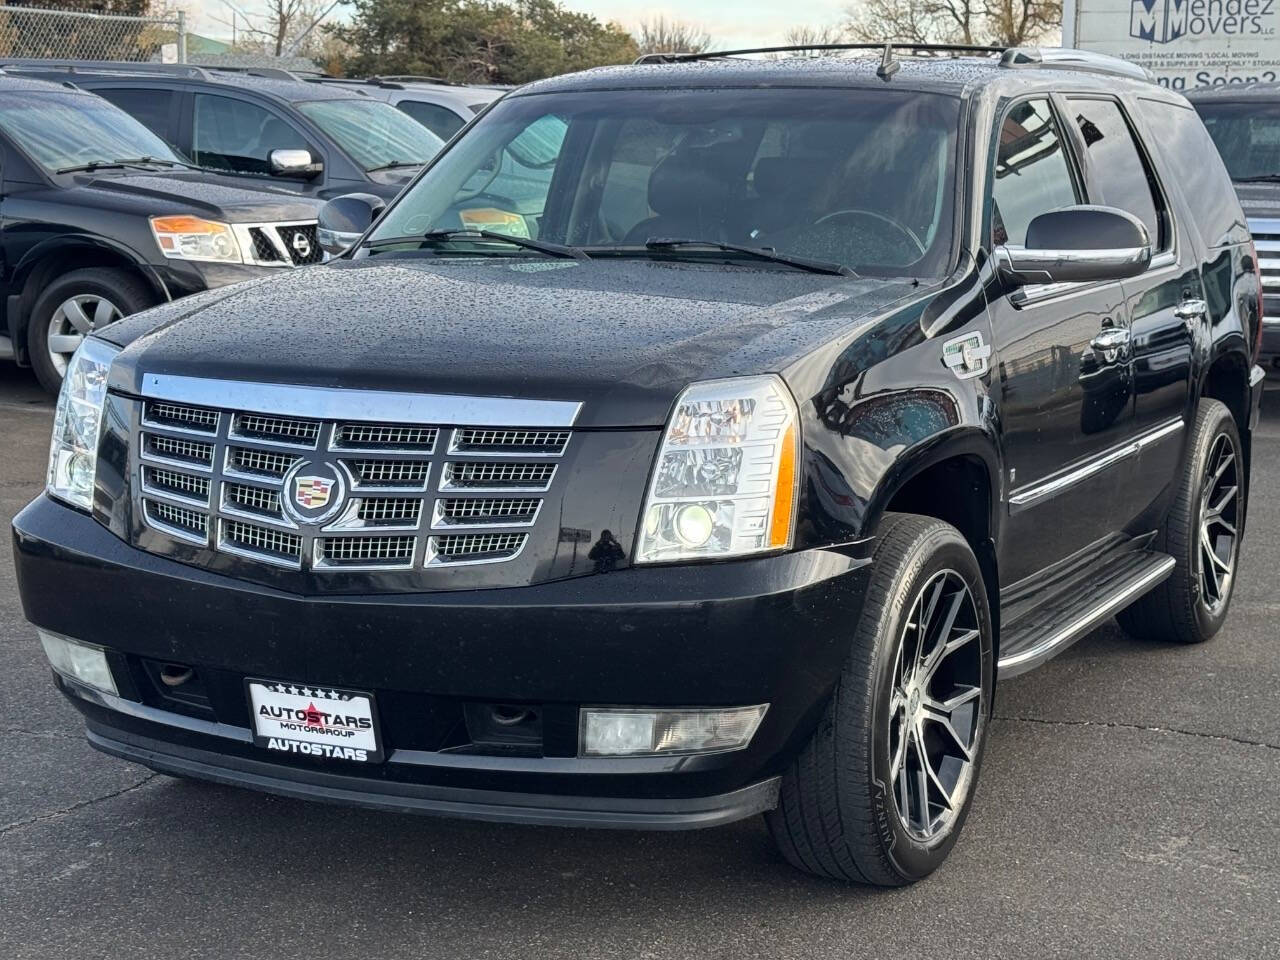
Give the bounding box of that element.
[188,0,852,53]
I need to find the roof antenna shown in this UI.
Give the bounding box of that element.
[876,42,900,80]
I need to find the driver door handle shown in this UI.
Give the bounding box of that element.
[1090,326,1130,363]
[1173,298,1208,319]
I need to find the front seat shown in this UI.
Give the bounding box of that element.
[624,150,735,244]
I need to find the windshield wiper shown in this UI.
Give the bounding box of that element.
[365,229,589,261]
[366,160,423,173]
[1235,174,1280,183]
[56,156,180,174]
[594,238,855,277]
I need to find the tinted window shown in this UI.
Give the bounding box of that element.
[397,100,465,140]
[1192,99,1280,181]
[1068,98,1163,249]
[296,99,443,171]
[1148,98,1247,248]
[0,91,181,172]
[94,87,175,142]
[991,99,1079,246]
[193,94,308,175]
[370,88,962,278]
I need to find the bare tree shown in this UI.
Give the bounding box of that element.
[844,0,1059,47]
[782,24,848,52]
[633,15,712,56]
[983,0,1061,45]
[216,0,332,57]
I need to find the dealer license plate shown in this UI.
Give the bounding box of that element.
[247,680,383,763]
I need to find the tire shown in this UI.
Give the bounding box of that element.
[766,513,995,885]
[1117,399,1243,644]
[27,268,156,395]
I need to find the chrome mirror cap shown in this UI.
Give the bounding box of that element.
[269,148,322,178]
[996,243,1152,286]
[996,204,1153,287]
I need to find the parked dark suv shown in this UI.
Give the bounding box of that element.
[0,72,322,393]
[0,61,445,202]
[303,76,507,141]
[1188,83,1280,369]
[14,45,1265,886]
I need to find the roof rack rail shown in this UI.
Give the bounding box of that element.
[634,42,1002,65]
[1000,47,1156,82]
[0,58,212,80]
[189,63,301,81]
[373,74,461,86]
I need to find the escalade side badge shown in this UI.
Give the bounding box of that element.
[942,331,992,380]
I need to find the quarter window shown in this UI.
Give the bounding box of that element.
[94,88,176,143]
[397,100,466,141]
[1067,98,1165,250]
[193,94,308,175]
[991,99,1079,247]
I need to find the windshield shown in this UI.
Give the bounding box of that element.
[367,88,961,277]
[0,91,182,172]
[297,99,444,171]
[1194,100,1280,180]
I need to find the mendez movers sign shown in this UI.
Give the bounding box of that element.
[1064,0,1280,89]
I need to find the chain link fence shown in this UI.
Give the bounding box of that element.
[0,4,186,62]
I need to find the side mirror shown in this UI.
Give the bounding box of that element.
[996,205,1152,287]
[318,193,387,256]
[269,148,322,179]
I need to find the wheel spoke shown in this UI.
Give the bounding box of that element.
[47,333,84,354]
[916,725,955,811]
[913,578,945,672]
[911,732,931,828]
[61,299,93,333]
[92,298,118,327]
[1208,449,1235,488]
[923,628,980,684]
[1207,485,1237,519]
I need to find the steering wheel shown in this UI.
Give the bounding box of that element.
[453,149,504,203]
[814,209,927,258]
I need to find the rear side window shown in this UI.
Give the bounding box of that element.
[991,99,1079,246]
[1067,98,1164,250]
[193,94,308,175]
[94,88,176,143]
[397,100,465,141]
[1143,98,1247,249]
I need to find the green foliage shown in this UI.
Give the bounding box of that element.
[333,0,638,84]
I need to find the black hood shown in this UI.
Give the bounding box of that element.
[1233,182,1280,220]
[66,171,321,223]
[103,257,921,428]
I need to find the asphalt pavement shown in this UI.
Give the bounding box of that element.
[1,363,1278,959]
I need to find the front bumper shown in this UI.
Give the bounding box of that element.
[14,495,872,829]
[156,260,300,301]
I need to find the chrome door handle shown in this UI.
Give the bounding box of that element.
[1090,327,1130,362]
[1173,298,1207,319]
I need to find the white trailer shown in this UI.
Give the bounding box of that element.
[1063,0,1280,90]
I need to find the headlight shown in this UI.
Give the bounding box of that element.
[47,337,118,512]
[636,375,799,564]
[150,215,244,263]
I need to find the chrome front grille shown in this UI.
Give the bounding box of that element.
[1250,218,1280,293]
[234,220,321,268]
[133,390,575,575]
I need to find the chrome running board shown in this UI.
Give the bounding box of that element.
[997,553,1176,679]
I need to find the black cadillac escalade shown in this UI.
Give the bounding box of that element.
[12,45,1266,886]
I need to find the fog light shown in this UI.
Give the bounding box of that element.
[38,630,116,696]
[580,705,768,757]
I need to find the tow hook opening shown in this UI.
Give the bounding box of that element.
[159,664,196,688]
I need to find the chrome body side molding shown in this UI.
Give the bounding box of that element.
[1009,418,1183,511]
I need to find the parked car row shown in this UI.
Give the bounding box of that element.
[0,62,504,393]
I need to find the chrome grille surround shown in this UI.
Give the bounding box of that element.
[130,381,579,575]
